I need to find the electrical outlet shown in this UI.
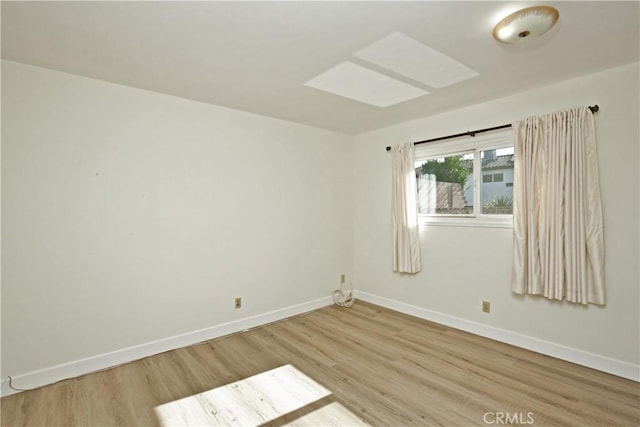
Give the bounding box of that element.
[482,300,491,313]
[235,297,242,309]
[340,274,346,284]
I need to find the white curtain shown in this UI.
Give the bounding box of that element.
[391,143,421,274]
[512,107,605,305]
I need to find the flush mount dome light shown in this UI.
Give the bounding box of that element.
[493,6,559,43]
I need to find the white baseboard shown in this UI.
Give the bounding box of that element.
[5,292,636,398]
[1,296,333,397]
[356,291,640,382]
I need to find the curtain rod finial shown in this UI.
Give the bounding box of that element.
[589,105,599,113]
[386,146,391,151]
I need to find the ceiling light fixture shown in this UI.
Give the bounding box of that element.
[493,6,559,43]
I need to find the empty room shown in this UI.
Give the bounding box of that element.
[1,1,639,426]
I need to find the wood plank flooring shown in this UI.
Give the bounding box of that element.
[2,301,639,426]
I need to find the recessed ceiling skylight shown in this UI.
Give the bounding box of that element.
[354,32,479,89]
[304,61,428,108]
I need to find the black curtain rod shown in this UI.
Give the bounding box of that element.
[385,105,599,151]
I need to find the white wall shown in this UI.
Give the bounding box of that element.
[354,63,639,370]
[1,60,353,380]
[2,58,638,389]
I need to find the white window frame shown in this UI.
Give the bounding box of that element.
[415,129,513,228]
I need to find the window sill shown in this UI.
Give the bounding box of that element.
[419,215,513,229]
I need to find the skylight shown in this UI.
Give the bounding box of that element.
[304,61,428,108]
[354,32,479,88]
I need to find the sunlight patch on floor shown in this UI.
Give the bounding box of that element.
[281,401,368,426]
[154,364,367,426]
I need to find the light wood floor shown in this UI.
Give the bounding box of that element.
[2,301,639,426]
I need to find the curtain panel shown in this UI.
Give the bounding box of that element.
[391,143,421,274]
[512,106,605,305]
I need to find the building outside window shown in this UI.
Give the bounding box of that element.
[414,131,514,227]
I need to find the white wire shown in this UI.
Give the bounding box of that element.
[7,375,33,392]
[333,282,355,307]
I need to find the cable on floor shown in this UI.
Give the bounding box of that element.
[7,376,34,392]
[333,282,354,307]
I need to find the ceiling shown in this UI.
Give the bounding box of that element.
[2,1,639,135]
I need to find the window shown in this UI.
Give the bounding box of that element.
[414,130,513,227]
[416,152,473,215]
[481,149,513,215]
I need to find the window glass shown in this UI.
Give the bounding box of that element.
[416,153,474,215]
[481,148,514,215]
[413,129,514,227]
